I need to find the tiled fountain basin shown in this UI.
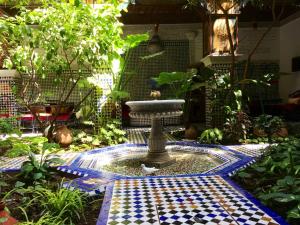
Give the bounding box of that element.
[82,145,228,177]
[70,143,248,177]
[58,142,255,195]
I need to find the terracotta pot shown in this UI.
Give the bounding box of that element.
[272,127,288,138]
[54,125,73,148]
[49,104,74,115]
[184,126,198,140]
[253,128,267,137]
[0,210,18,225]
[29,105,46,114]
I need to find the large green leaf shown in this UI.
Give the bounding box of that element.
[153,72,192,86]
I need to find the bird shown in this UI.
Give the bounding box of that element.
[150,90,161,99]
[141,164,159,175]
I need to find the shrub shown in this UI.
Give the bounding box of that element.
[35,186,86,223]
[5,184,86,224]
[98,119,127,145]
[198,128,223,144]
[3,136,57,158]
[234,138,300,223]
[19,145,64,186]
[254,114,284,136]
[223,110,252,143]
[0,117,20,136]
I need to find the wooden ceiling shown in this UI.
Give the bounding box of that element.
[121,3,207,24]
[0,0,299,24]
[121,0,300,24]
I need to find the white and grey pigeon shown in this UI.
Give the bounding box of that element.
[141,164,159,175]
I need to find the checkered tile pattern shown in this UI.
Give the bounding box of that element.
[0,156,28,171]
[105,176,279,225]
[0,152,79,172]
[228,144,270,157]
[157,201,237,225]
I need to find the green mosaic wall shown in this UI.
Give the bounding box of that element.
[123,40,190,126]
[206,61,280,128]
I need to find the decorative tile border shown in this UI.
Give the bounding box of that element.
[52,142,258,197]
[0,142,263,196]
[0,152,80,173]
[227,144,270,157]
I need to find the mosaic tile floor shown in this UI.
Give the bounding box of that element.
[0,152,79,172]
[0,129,287,225]
[228,144,270,157]
[98,176,286,225]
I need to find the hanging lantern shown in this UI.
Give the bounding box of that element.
[205,0,241,55]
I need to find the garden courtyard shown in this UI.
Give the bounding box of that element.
[1,0,300,225]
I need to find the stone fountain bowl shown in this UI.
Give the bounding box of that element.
[126,99,185,113]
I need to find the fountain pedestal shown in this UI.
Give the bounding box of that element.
[126,100,185,168]
[145,118,176,167]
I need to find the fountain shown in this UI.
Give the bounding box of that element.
[126,99,185,167]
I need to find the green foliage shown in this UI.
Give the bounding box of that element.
[0,0,146,129]
[223,109,252,143]
[2,136,55,158]
[0,172,8,193]
[20,146,64,186]
[153,65,215,98]
[18,212,65,225]
[34,185,86,223]
[98,119,127,145]
[5,142,31,158]
[0,117,20,135]
[254,114,284,136]
[243,136,290,144]
[72,131,99,147]
[198,128,223,144]
[5,183,86,224]
[234,138,300,223]
[71,120,127,149]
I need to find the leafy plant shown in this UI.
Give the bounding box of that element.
[4,182,86,224]
[254,114,285,136]
[223,109,252,143]
[98,119,127,145]
[5,142,31,158]
[18,212,65,225]
[198,128,223,144]
[20,145,64,186]
[1,0,146,138]
[234,138,300,223]
[153,64,215,124]
[3,136,56,158]
[34,185,86,224]
[0,172,8,194]
[153,65,215,98]
[0,117,20,136]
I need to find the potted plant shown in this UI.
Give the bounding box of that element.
[253,114,288,138]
